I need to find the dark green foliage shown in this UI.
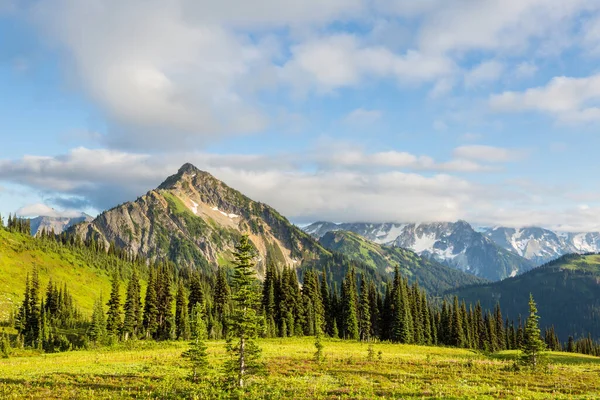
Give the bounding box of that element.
[154,265,174,340]
[143,269,159,338]
[341,268,359,340]
[175,282,191,340]
[521,294,547,369]
[182,336,209,382]
[224,235,264,388]
[89,296,106,343]
[106,272,122,338]
[122,270,142,340]
[450,254,600,341]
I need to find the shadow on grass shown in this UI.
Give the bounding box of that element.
[0,372,159,394]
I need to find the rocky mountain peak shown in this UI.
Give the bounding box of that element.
[158,163,215,191]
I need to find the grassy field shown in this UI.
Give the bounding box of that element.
[0,338,599,399]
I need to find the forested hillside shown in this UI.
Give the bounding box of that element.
[450,254,600,341]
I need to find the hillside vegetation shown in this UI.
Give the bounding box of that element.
[0,229,145,318]
[450,253,600,341]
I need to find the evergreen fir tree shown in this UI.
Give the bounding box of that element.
[450,296,465,348]
[182,335,210,383]
[143,269,159,338]
[175,282,191,340]
[358,278,371,341]
[122,270,142,340]
[106,272,122,338]
[521,294,546,369]
[341,268,359,340]
[224,235,264,388]
[89,296,106,343]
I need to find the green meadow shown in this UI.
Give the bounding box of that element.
[1,337,599,399]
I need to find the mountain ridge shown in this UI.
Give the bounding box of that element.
[304,221,534,281]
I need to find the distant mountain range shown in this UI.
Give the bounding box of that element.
[304,221,600,281]
[304,221,534,281]
[317,230,486,293]
[482,227,600,265]
[28,213,93,236]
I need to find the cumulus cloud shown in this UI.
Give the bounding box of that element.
[490,74,600,122]
[514,62,538,79]
[464,60,504,88]
[16,203,84,219]
[453,145,526,163]
[280,34,455,94]
[341,108,383,125]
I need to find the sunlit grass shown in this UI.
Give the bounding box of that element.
[1,338,599,399]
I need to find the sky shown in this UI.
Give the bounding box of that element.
[1,0,600,231]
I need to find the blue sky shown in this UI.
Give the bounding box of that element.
[2,0,600,231]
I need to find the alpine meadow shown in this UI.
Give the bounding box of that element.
[3,1,600,399]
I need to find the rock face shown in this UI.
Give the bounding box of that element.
[29,214,93,236]
[72,163,327,274]
[303,221,534,281]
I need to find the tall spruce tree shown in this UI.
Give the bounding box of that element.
[521,294,546,368]
[175,282,191,340]
[224,235,263,388]
[106,272,122,338]
[122,270,142,340]
[89,296,107,343]
[358,278,371,341]
[143,269,159,338]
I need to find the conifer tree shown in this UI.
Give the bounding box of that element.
[521,294,546,368]
[143,269,159,338]
[224,235,263,388]
[175,282,191,340]
[89,296,106,343]
[450,296,465,348]
[341,268,359,340]
[155,265,174,340]
[358,278,371,341]
[106,272,122,338]
[123,270,142,340]
[188,273,204,315]
[214,266,231,318]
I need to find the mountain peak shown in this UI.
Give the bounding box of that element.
[178,162,201,175]
[158,163,213,190]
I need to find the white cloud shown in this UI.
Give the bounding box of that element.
[341,108,383,125]
[453,145,526,163]
[490,74,600,122]
[464,60,504,88]
[16,203,83,219]
[280,34,456,93]
[417,0,598,55]
[514,62,538,79]
[3,148,600,230]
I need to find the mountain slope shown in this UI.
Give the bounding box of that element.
[449,253,600,341]
[28,214,93,236]
[484,227,600,265]
[318,230,487,293]
[0,228,143,318]
[304,221,534,281]
[73,163,329,275]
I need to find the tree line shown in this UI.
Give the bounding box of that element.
[2,217,599,360]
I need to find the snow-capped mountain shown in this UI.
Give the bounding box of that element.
[303,221,534,281]
[28,214,93,236]
[483,227,600,265]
